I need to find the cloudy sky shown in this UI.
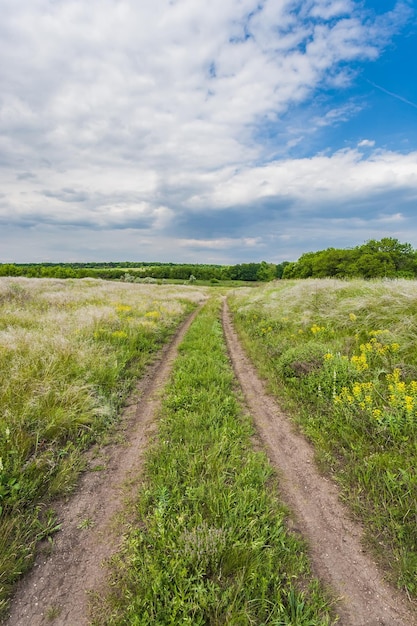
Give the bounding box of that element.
[1,0,416,264]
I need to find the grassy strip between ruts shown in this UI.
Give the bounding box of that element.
[228,279,417,596]
[91,297,333,625]
[0,278,205,616]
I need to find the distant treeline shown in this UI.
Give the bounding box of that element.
[2,238,416,282]
[0,260,287,282]
[282,238,417,279]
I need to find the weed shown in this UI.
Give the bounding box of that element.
[77,517,94,530]
[46,604,62,620]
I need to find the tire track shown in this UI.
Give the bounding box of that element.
[4,307,201,626]
[222,300,416,626]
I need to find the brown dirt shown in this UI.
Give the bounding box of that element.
[222,301,417,626]
[4,309,200,626]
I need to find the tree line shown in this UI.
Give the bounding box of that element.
[0,261,285,282]
[1,238,416,282]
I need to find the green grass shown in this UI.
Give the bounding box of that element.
[91,298,333,625]
[229,278,417,595]
[0,277,206,615]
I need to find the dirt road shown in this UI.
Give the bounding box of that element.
[4,309,200,626]
[5,301,417,626]
[222,301,416,626]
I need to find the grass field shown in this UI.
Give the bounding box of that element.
[4,276,416,621]
[92,297,333,625]
[229,278,417,595]
[0,277,206,614]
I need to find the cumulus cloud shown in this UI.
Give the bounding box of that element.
[184,148,417,210]
[0,0,415,262]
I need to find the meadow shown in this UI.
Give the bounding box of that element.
[3,275,417,622]
[0,277,206,613]
[229,278,417,595]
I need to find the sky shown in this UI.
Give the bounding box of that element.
[1,0,416,265]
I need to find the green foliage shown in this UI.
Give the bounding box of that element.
[283,238,417,279]
[0,261,285,283]
[229,278,417,595]
[92,299,333,625]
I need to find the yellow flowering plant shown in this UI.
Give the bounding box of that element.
[334,368,417,432]
[228,279,417,594]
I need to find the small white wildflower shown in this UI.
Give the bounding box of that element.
[332,370,337,399]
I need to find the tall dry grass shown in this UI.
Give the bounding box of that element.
[0,277,206,614]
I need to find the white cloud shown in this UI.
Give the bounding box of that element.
[186,148,417,209]
[358,139,376,147]
[378,212,405,223]
[178,237,263,251]
[0,1,392,166]
[309,102,363,132]
[0,0,414,262]
[308,0,354,20]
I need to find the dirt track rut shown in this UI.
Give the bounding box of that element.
[222,301,417,626]
[4,309,200,626]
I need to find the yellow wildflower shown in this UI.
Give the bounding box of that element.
[311,324,325,334]
[404,396,414,413]
[351,354,368,371]
[116,304,132,313]
[360,342,373,354]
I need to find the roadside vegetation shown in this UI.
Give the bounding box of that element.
[92,298,333,625]
[229,278,417,596]
[0,277,205,615]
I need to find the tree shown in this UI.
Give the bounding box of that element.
[256,261,276,282]
[281,238,417,279]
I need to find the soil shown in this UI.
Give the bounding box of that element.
[4,301,417,626]
[4,309,200,626]
[222,301,417,626]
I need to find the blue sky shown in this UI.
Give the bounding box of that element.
[0,0,416,264]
